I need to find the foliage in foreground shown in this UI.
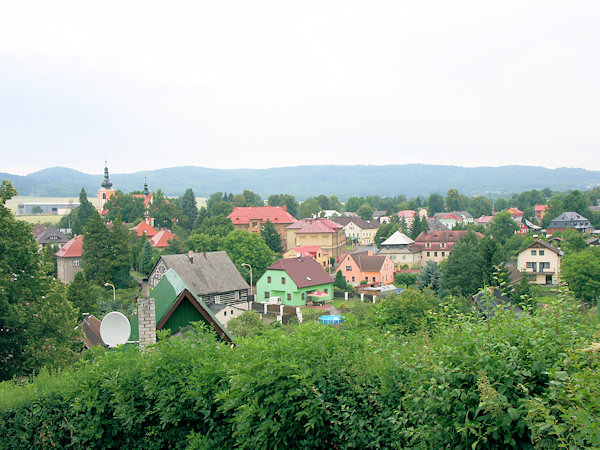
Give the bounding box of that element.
[0,296,599,449]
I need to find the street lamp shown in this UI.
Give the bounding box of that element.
[104,282,117,309]
[241,263,253,303]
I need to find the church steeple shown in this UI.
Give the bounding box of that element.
[101,161,113,189]
[143,177,149,195]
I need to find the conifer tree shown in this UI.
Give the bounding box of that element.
[441,231,482,297]
[67,271,99,320]
[180,188,198,230]
[417,260,441,293]
[261,220,283,254]
[138,240,154,274]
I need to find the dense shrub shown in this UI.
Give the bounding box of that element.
[1,296,599,449]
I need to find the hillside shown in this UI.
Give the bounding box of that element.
[2,164,599,199]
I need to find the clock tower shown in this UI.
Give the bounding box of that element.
[98,162,116,211]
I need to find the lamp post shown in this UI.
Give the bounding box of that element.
[241,263,253,304]
[104,282,117,309]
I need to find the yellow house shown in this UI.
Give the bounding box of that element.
[283,246,330,271]
[330,217,380,246]
[286,219,346,262]
[517,239,564,285]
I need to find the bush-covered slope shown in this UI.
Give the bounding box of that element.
[0,296,598,449]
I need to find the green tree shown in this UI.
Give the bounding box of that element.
[564,190,591,218]
[179,188,198,230]
[298,198,320,219]
[186,233,223,252]
[561,247,600,303]
[138,240,154,274]
[67,271,100,320]
[374,289,439,334]
[344,196,364,212]
[445,189,462,211]
[559,229,587,254]
[478,236,504,286]
[220,230,276,282]
[417,260,441,293]
[31,205,43,214]
[374,222,398,248]
[195,214,233,237]
[489,211,518,245]
[334,270,349,290]
[40,242,58,277]
[261,220,283,254]
[357,203,374,221]
[469,196,493,217]
[510,276,534,308]
[267,194,299,218]
[65,188,97,235]
[105,193,145,223]
[150,189,181,229]
[442,231,482,297]
[427,193,445,215]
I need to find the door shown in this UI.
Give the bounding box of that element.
[545,274,553,285]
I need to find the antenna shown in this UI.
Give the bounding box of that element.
[100,311,131,347]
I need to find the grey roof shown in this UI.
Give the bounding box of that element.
[427,218,449,231]
[372,210,388,218]
[548,211,593,229]
[157,251,249,296]
[380,231,414,246]
[472,288,524,318]
[36,225,69,245]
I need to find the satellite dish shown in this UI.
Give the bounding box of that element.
[100,311,131,347]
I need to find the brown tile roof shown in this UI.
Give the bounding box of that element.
[330,216,379,230]
[267,257,334,288]
[228,206,297,225]
[409,230,484,252]
[350,253,388,272]
[289,219,343,234]
[55,235,83,258]
[131,221,158,237]
[81,315,104,348]
[150,230,176,248]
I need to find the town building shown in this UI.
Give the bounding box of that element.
[377,231,418,267]
[283,246,330,270]
[150,229,176,248]
[131,220,158,238]
[330,216,379,246]
[18,202,79,216]
[256,257,334,306]
[148,251,250,319]
[409,230,484,265]
[516,239,563,285]
[534,205,549,222]
[228,206,297,248]
[547,212,594,234]
[97,162,116,211]
[339,251,394,286]
[36,225,69,249]
[55,235,84,283]
[285,219,346,261]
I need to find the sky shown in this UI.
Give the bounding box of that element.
[1,1,599,175]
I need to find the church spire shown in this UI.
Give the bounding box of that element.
[143,177,149,195]
[101,161,113,189]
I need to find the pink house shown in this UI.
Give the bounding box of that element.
[339,251,394,286]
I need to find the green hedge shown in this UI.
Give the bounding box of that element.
[1,298,599,449]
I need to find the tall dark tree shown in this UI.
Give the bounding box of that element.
[138,240,154,274]
[261,220,283,254]
[445,189,462,211]
[104,193,145,223]
[179,188,198,230]
[417,260,441,293]
[66,188,97,235]
[489,211,519,245]
[334,270,349,289]
[150,189,181,229]
[67,271,99,320]
[374,222,398,248]
[427,193,445,215]
[478,236,504,286]
[442,231,482,297]
[267,194,299,218]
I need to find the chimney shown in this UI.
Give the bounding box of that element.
[281,204,287,212]
[138,278,156,352]
[204,252,207,258]
[188,250,194,264]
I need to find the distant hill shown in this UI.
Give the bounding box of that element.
[2,165,599,200]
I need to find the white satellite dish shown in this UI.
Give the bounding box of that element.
[100,311,131,347]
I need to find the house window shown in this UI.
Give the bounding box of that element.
[539,250,545,256]
[346,266,352,271]
[301,293,305,300]
[531,250,537,256]
[441,243,446,248]
[540,262,550,271]
[268,276,271,283]
[281,277,286,284]
[372,277,376,282]
[351,276,355,282]
[426,242,431,248]
[426,252,430,257]
[215,295,221,304]
[526,262,537,272]
[73,260,80,267]
[234,291,240,300]
[441,252,445,257]
[264,291,270,298]
[224,311,227,316]
[434,252,438,257]
[324,288,328,293]
[287,293,291,301]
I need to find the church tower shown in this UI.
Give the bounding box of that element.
[97,162,116,211]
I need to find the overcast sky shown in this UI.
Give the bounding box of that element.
[1,1,598,175]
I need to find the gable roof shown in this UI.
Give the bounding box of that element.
[267,257,334,288]
[55,235,83,258]
[397,210,416,218]
[32,222,46,238]
[380,231,414,246]
[288,218,343,234]
[288,246,328,257]
[330,216,379,230]
[548,211,592,227]
[80,315,104,348]
[472,288,524,318]
[131,269,233,343]
[535,204,549,212]
[519,239,564,257]
[350,253,389,272]
[228,206,297,225]
[427,218,449,231]
[36,225,69,245]
[150,229,175,248]
[131,221,158,237]
[154,251,249,296]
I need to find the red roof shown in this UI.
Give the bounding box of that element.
[535,205,549,212]
[55,235,83,258]
[409,230,484,252]
[443,214,461,220]
[506,207,524,216]
[150,230,175,248]
[476,215,494,224]
[290,246,328,258]
[132,193,153,208]
[288,219,343,234]
[228,206,297,225]
[397,210,416,218]
[267,257,334,288]
[131,221,158,237]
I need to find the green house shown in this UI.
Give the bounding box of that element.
[130,268,233,344]
[256,257,334,306]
